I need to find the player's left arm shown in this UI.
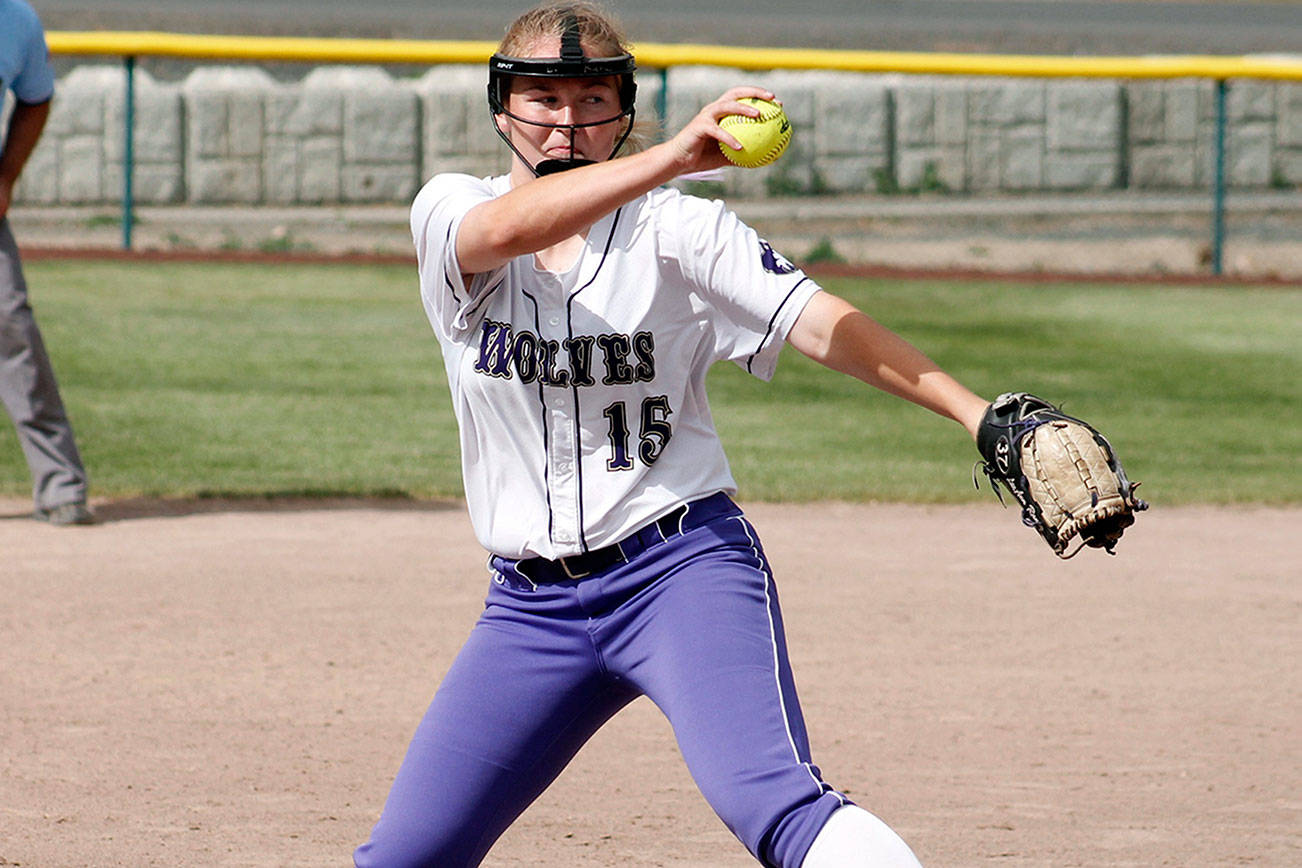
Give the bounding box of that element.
[786,290,988,440]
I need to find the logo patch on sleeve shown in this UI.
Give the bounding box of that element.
[760,240,798,275]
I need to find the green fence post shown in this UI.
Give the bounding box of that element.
[1211,78,1227,276]
[122,55,136,250]
[657,67,669,131]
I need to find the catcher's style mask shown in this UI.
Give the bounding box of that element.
[488,14,637,176]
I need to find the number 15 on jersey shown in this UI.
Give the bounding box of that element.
[603,396,673,470]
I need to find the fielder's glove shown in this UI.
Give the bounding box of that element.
[975,392,1147,558]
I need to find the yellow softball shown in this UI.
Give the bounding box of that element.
[718,97,792,169]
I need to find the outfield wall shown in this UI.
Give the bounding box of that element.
[7,64,1301,206]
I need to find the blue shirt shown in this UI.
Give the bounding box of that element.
[1,0,55,104]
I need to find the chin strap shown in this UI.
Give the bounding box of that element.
[535,158,596,176]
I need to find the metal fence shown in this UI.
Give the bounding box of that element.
[46,31,1302,274]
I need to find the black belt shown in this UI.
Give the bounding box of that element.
[505,492,737,584]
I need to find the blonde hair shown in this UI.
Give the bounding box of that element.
[498,1,631,60]
[497,1,655,153]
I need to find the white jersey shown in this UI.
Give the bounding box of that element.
[411,173,820,559]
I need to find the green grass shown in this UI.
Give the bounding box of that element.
[6,261,460,500]
[3,260,1298,505]
[718,277,1301,504]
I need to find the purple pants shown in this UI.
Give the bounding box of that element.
[354,494,847,867]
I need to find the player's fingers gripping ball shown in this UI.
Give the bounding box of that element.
[719,97,792,168]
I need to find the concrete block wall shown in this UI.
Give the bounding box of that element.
[898,77,1042,191]
[10,66,184,205]
[184,68,274,203]
[7,63,1300,206]
[667,68,893,197]
[417,65,509,180]
[1280,83,1302,184]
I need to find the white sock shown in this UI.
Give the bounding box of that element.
[800,805,924,868]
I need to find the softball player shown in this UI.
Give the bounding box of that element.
[355,3,989,865]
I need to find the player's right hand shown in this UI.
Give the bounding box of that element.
[666,87,781,174]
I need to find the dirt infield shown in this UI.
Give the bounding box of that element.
[2,497,1298,867]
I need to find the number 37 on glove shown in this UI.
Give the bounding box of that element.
[975,393,1148,559]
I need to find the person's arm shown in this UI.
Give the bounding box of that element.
[786,290,989,440]
[456,87,771,276]
[0,98,50,219]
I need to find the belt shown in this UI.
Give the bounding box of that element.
[504,492,737,584]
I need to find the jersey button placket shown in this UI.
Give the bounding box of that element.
[544,304,581,550]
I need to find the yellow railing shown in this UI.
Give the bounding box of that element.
[45,31,1302,80]
[45,31,1302,272]
[48,31,500,65]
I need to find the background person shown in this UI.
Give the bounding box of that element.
[0,0,93,526]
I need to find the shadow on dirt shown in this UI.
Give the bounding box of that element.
[1,495,462,523]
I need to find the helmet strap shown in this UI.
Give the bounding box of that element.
[560,13,584,62]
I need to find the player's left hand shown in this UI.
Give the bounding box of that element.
[975,392,1148,558]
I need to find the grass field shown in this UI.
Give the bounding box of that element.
[3,259,1298,504]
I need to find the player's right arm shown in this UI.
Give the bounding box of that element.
[0,98,49,218]
[1,9,55,219]
[453,87,772,276]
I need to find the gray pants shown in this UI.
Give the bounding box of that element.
[0,218,87,509]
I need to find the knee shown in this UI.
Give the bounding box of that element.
[353,832,422,868]
[353,820,478,868]
[799,805,923,868]
[0,310,33,352]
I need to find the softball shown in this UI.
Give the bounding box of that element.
[719,97,792,169]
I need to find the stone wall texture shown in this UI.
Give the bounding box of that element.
[7,64,1300,205]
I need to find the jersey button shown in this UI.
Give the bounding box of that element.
[548,316,560,327]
